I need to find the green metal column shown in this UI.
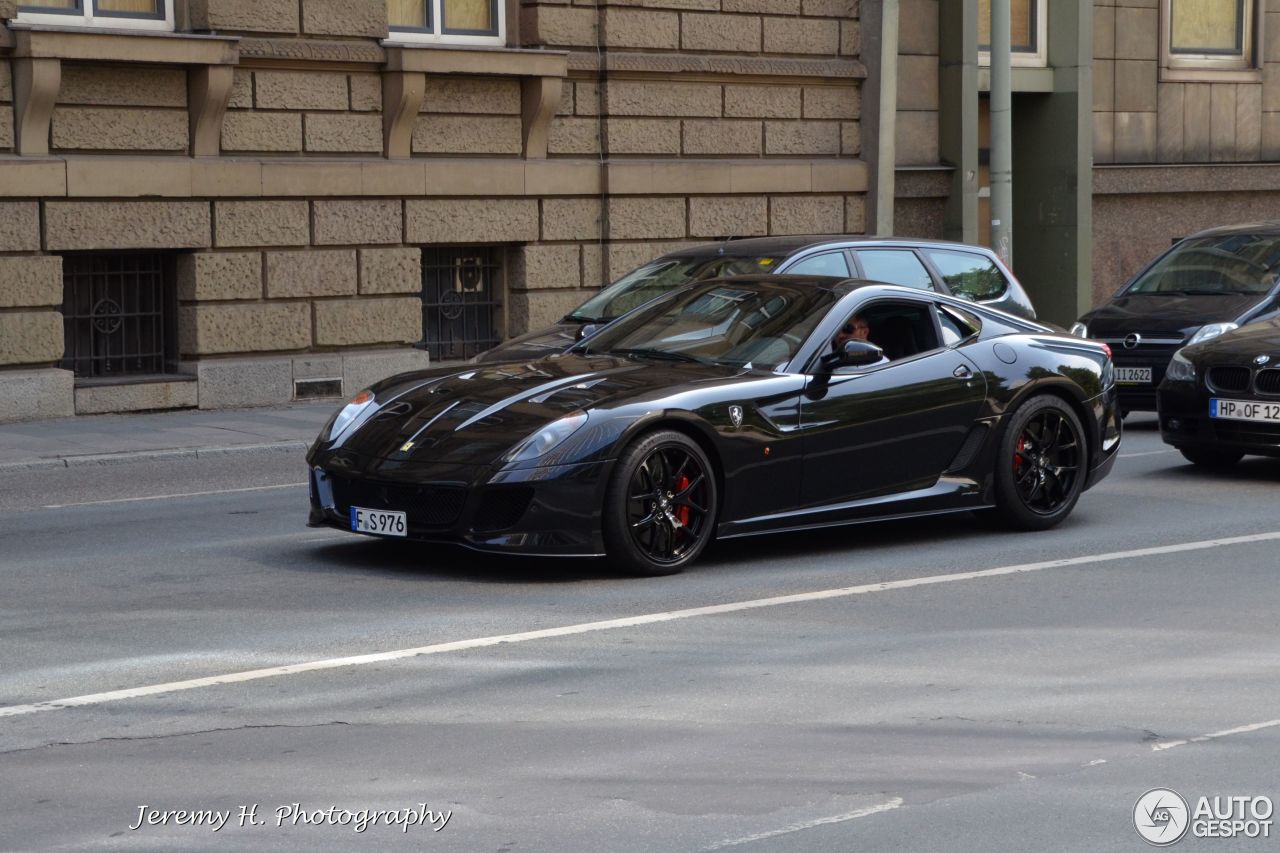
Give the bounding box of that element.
[939,0,978,244]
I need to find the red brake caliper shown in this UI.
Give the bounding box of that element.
[675,475,691,528]
[1014,435,1026,475]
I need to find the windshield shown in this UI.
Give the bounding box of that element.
[1125,235,1280,295]
[567,255,786,322]
[578,280,837,371]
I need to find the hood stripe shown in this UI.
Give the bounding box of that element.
[453,367,633,432]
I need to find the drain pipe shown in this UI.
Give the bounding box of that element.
[863,0,899,236]
[989,0,1013,266]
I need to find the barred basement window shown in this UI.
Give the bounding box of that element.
[420,247,501,361]
[16,0,174,30]
[388,0,504,45]
[60,253,178,379]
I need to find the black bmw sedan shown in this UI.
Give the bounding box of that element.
[1158,318,1280,466]
[308,276,1119,576]
[1074,223,1280,413]
[479,235,1037,363]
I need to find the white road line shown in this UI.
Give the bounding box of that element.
[41,482,308,509]
[3,530,1279,720]
[703,798,905,850]
[1119,449,1175,458]
[1152,718,1280,752]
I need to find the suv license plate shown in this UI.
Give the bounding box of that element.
[1115,367,1152,385]
[350,506,407,537]
[1210,398,1280,424]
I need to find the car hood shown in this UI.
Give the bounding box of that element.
[325,355,752,466]
[1082,292,1264,336]
[474,322,582,363]
[1182,317,1280,364]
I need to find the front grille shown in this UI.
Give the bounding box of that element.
[1208,366,1251,394]
[1255,369,1280,395]
[329,476,466,528]
[473,487,534,533]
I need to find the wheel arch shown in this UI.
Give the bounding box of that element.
[1005,380,1096,463]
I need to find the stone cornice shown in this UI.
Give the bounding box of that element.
[567,51,866,81]
[238,37,385,69]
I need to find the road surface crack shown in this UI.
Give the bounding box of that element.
[1,721,350,756]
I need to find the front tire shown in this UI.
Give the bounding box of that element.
[1179,447,1243,468]
[991,395,1086,530]
[603,430,718,576]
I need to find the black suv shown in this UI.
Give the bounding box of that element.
[1074,223,1280,412]
[479,235,1037,363]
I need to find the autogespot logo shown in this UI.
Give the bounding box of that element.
[1135,788,1191,846]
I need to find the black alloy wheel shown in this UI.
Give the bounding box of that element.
[991,395,1086,530]
[1179,447,1244,468]
[603,430,718,576]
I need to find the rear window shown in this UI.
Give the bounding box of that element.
[925,249,1008,301]
[1125,235,1280,296]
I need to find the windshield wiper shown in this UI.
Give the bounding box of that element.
[609,348,711,365]
[1156,289,1232,296]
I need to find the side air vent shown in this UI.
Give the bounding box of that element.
[945,423,990,474]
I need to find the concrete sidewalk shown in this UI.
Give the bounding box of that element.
[0,402,336,472]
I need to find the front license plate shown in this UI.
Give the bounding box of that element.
[350,506,407,537]
[1210,398,1280,424]
[1115,367,1152,385]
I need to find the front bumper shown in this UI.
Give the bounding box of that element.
[1158,383,1280,458]
[306,453,615,556]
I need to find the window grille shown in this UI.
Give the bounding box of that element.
[420,248,501,361]
[60,253,178,379]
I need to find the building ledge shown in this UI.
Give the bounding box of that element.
[8,23,237,64]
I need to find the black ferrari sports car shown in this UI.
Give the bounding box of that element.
[308,276,1120,575]
[1158,317,1280,466]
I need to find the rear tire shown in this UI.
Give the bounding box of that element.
[1179,447,1244,468]
[991,395,1086,531]
[602,430,718,576]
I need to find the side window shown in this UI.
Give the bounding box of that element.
[832,300,941,364]
[936,305,980,346]
[854,250,936,291]
[925,249,1008,301]
[785,251,850,278]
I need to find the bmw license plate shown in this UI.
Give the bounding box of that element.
[1210,398,1280,424]
[1115,367,1152,385]
[350,506,407,537]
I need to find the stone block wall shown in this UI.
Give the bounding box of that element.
[0,61,12,152]
[49,65,189,154]
[1093,0,1280,163]
[223,70,383,154]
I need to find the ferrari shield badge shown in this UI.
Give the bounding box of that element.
[729,405,744,428]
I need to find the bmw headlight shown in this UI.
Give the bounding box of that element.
[503,412,589,465]
[327,389,376,440]
[1166,349,1196,383]
[1187,322,1238,346]
[1069,322,1089,339]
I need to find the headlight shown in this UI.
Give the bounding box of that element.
[503,412,589,465]
[1069,322,1089,339]
[1187,322,1238,345]
[327,389,375,440]
[1166,349,1196,383]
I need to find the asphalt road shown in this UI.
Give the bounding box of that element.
[2,415,1278,852]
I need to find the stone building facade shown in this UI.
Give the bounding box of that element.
[0,0,869,421]
[5,0,1265,422]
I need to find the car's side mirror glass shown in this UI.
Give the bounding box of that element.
[838,339,885,366]
[577,323,601,340]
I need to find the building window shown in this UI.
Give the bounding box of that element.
[1162,0,1259,80]
[61,254,178,379]
[388,0,504,45]
[978,0,1048,67]
[420,248,501,361]
[17,0,173,30]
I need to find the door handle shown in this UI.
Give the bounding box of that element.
[954,365,973,379]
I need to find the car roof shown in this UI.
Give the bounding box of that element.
[658,235,1002,260]
[1184,221,1280,239]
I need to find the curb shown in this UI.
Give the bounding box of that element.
[0,440,311,473]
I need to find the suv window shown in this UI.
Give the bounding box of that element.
[855,250,935,291]
[925,249,1008,301]
[786,251,851,278]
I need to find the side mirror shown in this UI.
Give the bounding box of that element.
[819,339,885,372]
[577,323,601,340]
